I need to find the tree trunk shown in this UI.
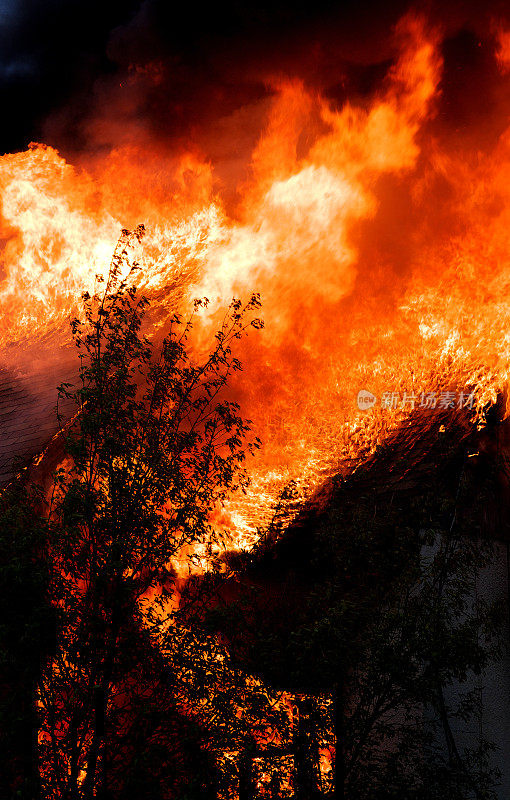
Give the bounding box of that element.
[294,695,322,799]
[238,749,256,800]
[334,681,345,800]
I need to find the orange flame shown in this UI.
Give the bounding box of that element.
[1,14,509,547]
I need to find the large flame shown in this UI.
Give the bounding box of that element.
[2,15,510,546]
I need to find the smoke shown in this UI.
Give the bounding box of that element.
[0,0,413,156]
[0,0,140,154]
[0,0,507,200]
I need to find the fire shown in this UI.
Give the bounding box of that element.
[2,14,510,546]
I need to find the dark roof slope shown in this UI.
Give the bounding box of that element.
[0,357,75,487]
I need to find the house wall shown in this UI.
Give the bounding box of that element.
[440,540,510,798]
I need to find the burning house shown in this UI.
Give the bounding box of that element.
[2,0,510,797]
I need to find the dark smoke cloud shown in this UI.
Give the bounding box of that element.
[1,0,510,160]
[0,0,140,153]
[1,0,414,156]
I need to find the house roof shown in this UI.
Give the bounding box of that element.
[0,354,76,488]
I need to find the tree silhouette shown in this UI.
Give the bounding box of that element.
[37,227,267,799]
